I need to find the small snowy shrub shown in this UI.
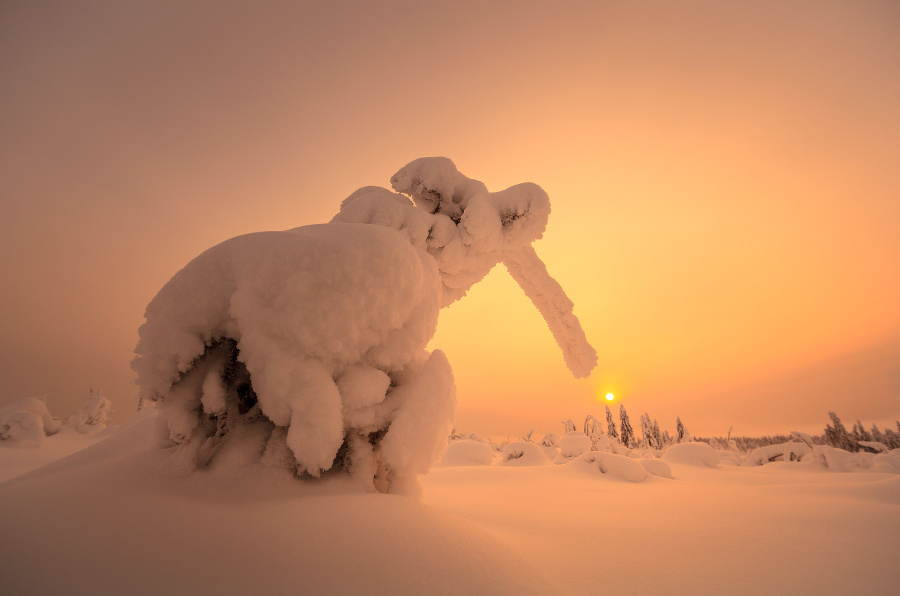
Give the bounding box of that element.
[132,158,596,493]
[559,432,592,458]
[744,441,812,466]
[499,441,554,466]
[539,433,559,448]
[64,388,112,434]
[0,397,62,445]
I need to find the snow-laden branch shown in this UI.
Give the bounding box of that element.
[503,246,597,378]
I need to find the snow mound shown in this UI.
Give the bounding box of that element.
[499,441,554,466]
[873,450,900,473]
[0,398,61,445]
[662,442,721,468]
[0,412,557,595]
[558,431,592,458]
[639,458,674,479]
[745,441,812,465]
[570,451,651,482]
[815,445,874,472]
[437,439,495,467]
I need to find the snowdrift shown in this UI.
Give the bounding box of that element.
[436,438,494,467]
[0,410,556,595]
[2,411,899,594]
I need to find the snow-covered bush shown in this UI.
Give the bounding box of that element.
[64,388,112,434]
[572,451,652,482]
[744,441,812,466]
[539,432,559,448]
[559,432,592,458]
[499,441,554,466]
[0,397,62,445]
[132,158,596,493]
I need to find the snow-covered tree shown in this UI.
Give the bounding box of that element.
[676,417,686,443]
[652,418,662,450]
[619,404,635,448]
[562,419,576,433]
[584,415,604,449]
[852,420,872,445]
[824,412,853,451]
[131,157,598,494]
[640,413,655,449]
[662,429,672,446]
[605,405,619,441]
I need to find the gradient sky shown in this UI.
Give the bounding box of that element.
[2,1,898,438]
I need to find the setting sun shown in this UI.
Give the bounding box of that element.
[606,393,615,401]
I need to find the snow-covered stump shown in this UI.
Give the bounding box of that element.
[133,157,596,494]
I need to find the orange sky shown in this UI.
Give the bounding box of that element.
[2,1,898,438]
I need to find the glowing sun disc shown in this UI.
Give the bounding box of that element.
[605,393,614,401]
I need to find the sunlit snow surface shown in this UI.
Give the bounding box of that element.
[1,410,898,595]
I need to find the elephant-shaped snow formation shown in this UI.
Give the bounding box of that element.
[132,158,596,493]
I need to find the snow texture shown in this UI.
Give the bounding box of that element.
[132,158,595,492]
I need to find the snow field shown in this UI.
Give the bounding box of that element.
[1,411,898,594]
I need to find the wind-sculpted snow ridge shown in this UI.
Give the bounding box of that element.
[132,158,596,494]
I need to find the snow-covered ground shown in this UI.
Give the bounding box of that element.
[1,409,897,595]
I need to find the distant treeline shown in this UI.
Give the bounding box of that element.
[694,412,900,453]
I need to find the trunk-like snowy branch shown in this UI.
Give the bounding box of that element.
[503,246,597,378]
